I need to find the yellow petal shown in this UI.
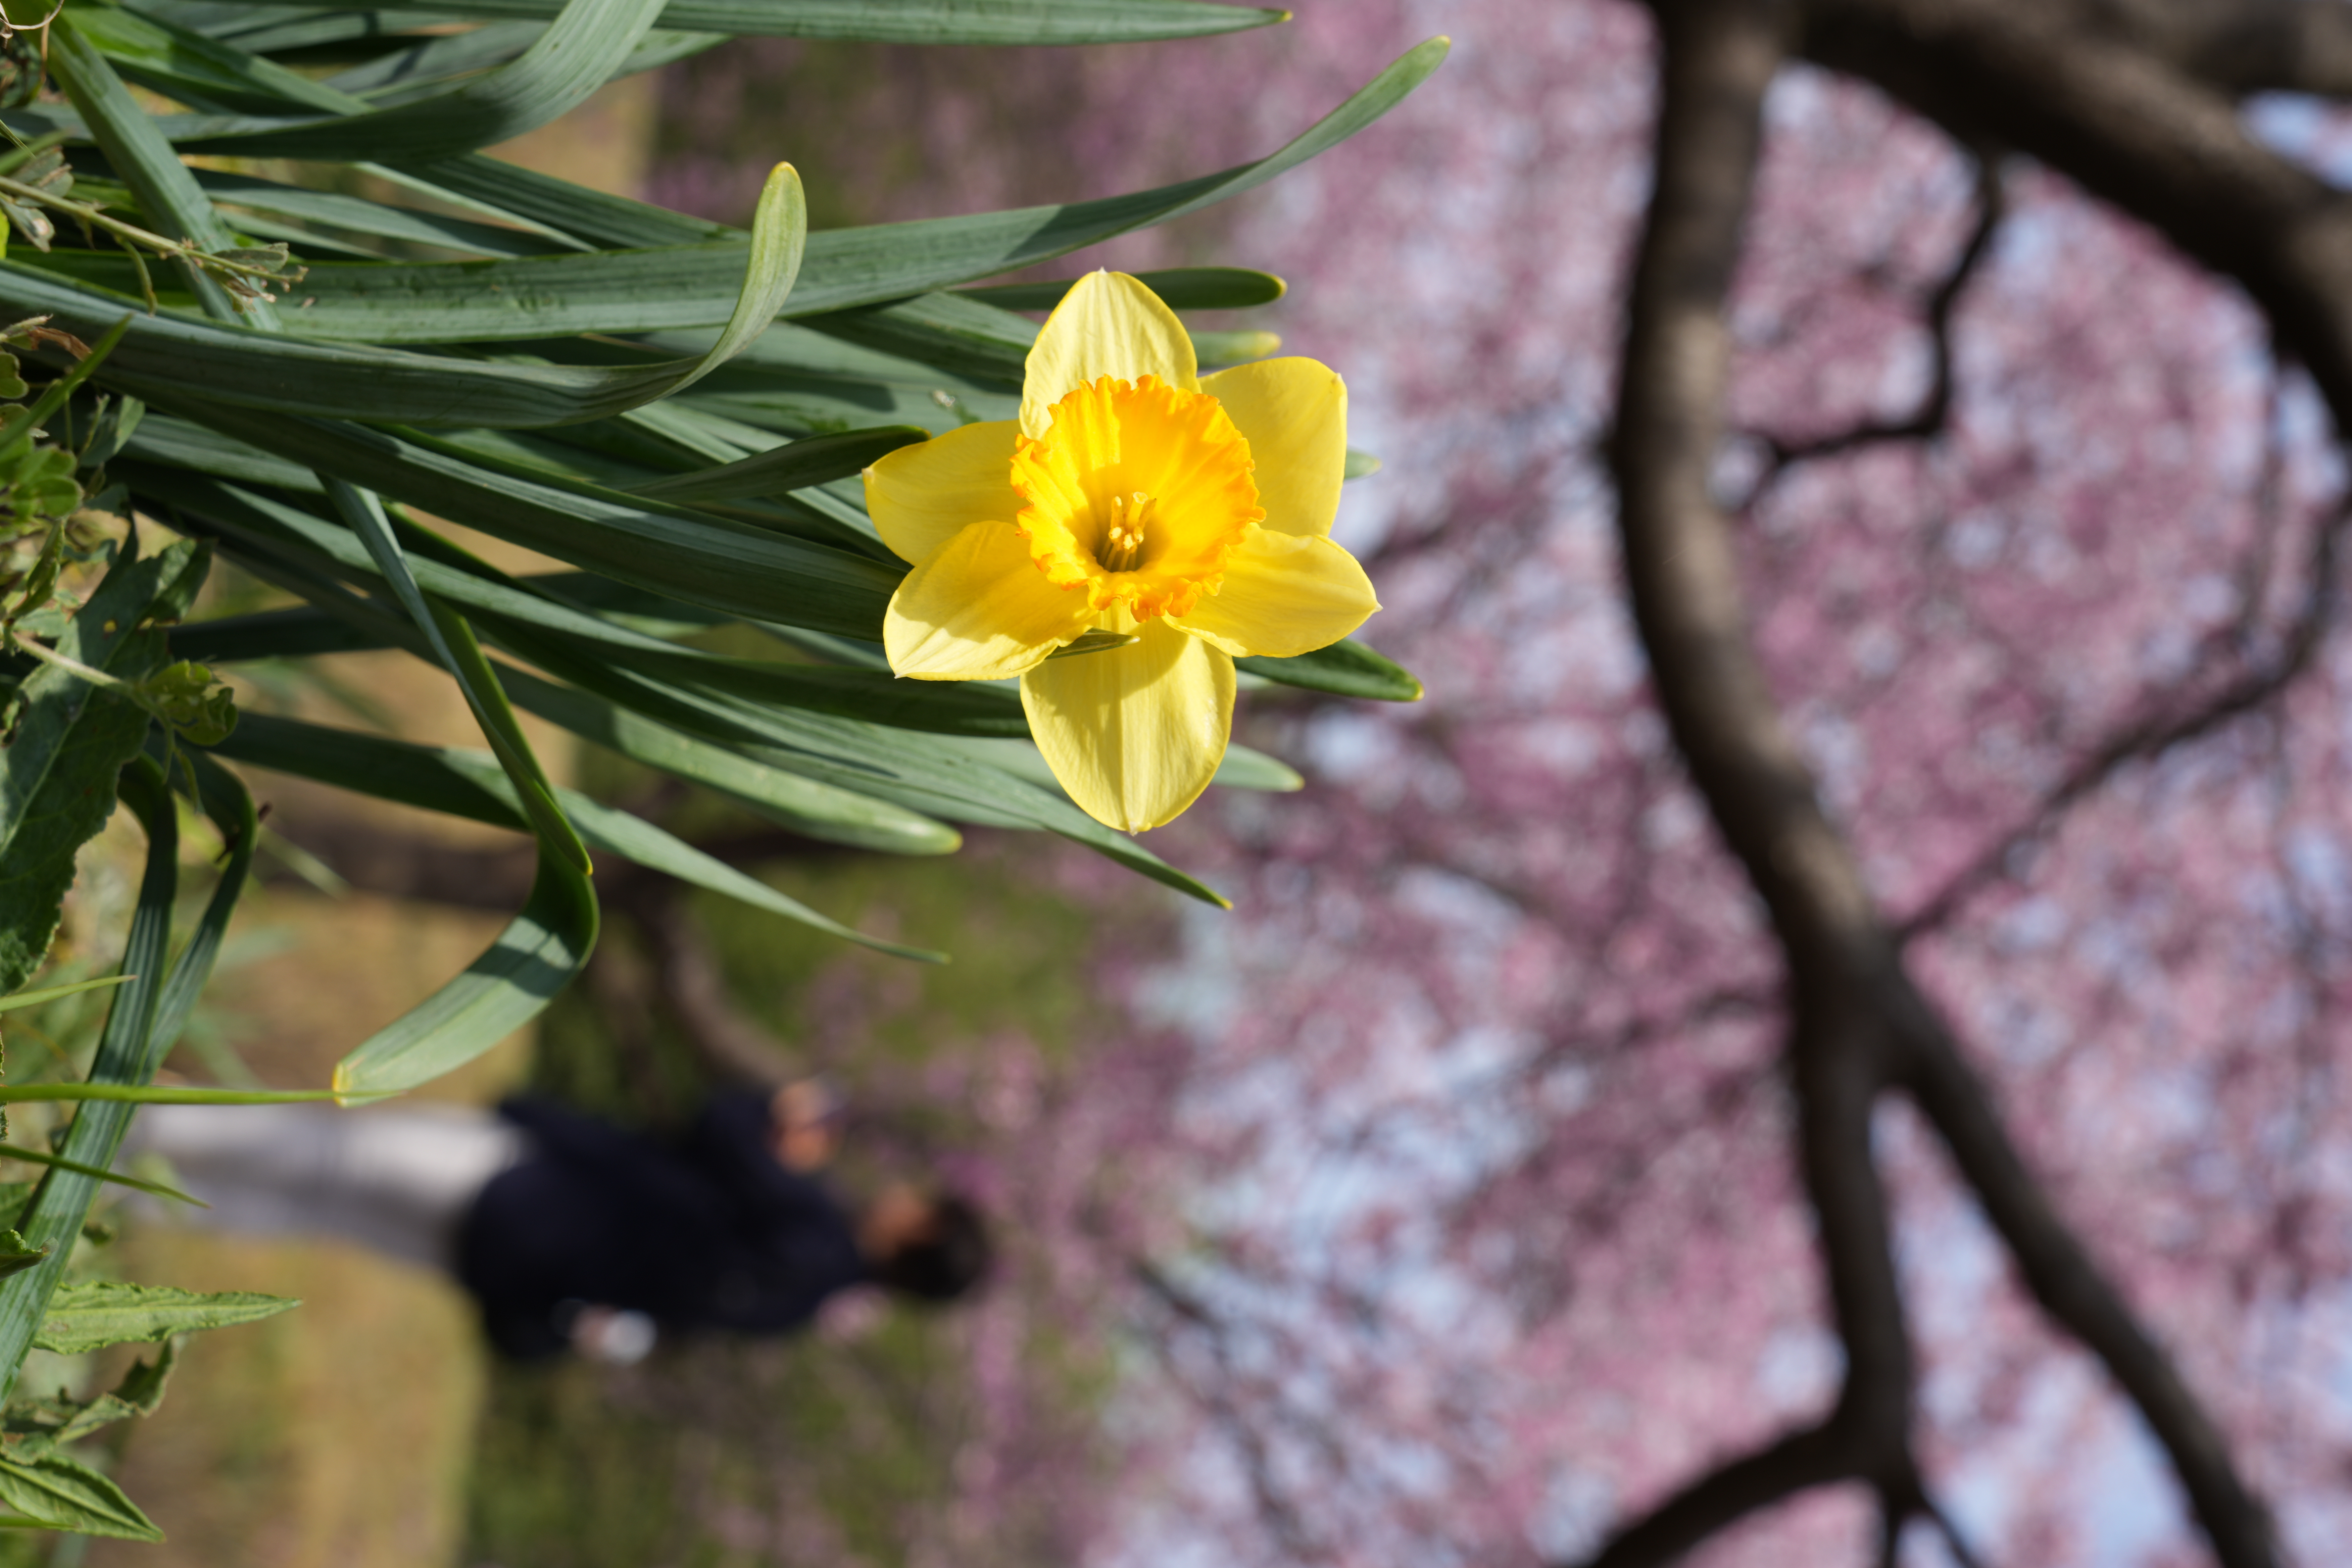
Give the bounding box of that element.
[1170,529,1380,658]
[1023,271,1199,438]
[1200,357,1347,537]
[1021,619,1234,831]
[863,420,1022,565]
[885,520,1093,680]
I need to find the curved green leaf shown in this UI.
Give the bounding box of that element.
[1237,639,1424,702]
[169,0,668,162]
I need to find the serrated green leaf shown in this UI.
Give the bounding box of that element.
[0,1450,161,1540]
[33,1280,296,1355]
[0,536,189,994]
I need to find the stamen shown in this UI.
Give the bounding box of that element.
[1098,491,1155,573]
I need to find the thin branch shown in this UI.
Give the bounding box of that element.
[1887,975,2282,1568]
[1580,1,1919,1561]
[1583,1424,1852,1568]
[1760,152,2005,474]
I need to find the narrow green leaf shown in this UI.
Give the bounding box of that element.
[962,267,1285,312]
[1237,638,1424,702]
[205,714,945,958]
[122,426,901,638]
[626,426,928,504]
[0,1451,162,1541]
[0,1144,205,1207]
[324,477,590,871]
[0,759,177,1402]
[331,852,598,1097]
[33,1280,296,1354]
[1344,447,1381,480]
[0,975,132,1015]
[667,162,804,396]
[0,1086,332,1106]
[66,43,1445,347]
[50,13,275,328]
[169,0,669,162]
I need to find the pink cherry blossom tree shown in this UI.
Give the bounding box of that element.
[638,4,2352,1563]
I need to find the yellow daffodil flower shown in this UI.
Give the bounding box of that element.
[866,270,1381,832]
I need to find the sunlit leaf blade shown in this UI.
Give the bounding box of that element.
[324,477,591,870]
[4,171,796,427]
[205,714,946,959]
[1238,639,1423,702]
[33,1281,297,1354]
[667,162,805,395]
[331,851,598,1098]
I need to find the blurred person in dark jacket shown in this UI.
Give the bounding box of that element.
[128,1080,991,1362]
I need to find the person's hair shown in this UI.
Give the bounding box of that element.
[871,1192,992,1303]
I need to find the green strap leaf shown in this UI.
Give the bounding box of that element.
[121,424,900,636]
[49,13,275,328]
[323,477,590,871]
[167,0,669,162]
[312,483,603,1096]
[0,759,178,1403]
[206,713,945,959]
[33,1280,297,1355]
[331,852,599,1098]
[625,426,928,504]
[963,266,1285,312]
[15,41,1442,346]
